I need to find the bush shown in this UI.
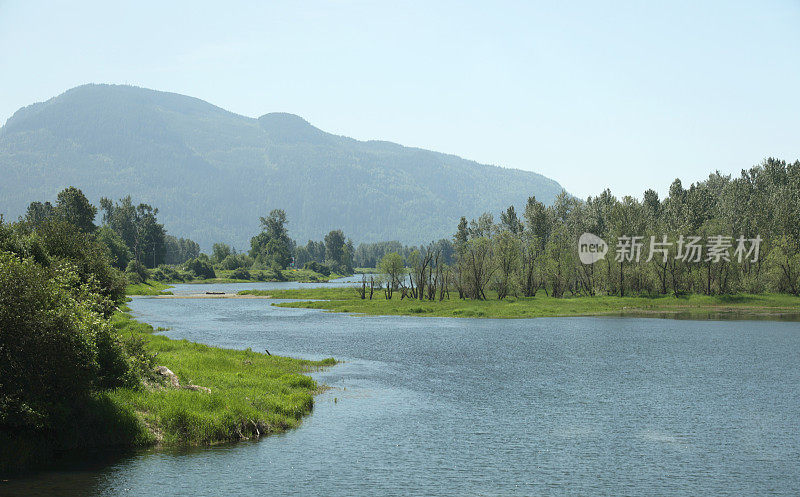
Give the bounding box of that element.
[303,261,331,276]
[0,252,135,430]
[270,262,287,281]
[219,253,252,271]
[229,267,251,280]
[126,260,148,284]
[184,257,216,279]
[151,265,184,282]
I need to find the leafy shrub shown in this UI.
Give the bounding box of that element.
[184,257,216,279]
[303,261,331,276]
[219,253,253,271]
[125,260,147,284]
[151,265,185,282]
[229,267,251,280]
[0,252,135,430]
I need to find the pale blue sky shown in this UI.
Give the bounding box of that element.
[1,0,798,198]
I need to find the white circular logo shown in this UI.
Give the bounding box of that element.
[578,232,608,264]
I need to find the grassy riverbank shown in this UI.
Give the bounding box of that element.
[2,309,335,471]
[240,288,800,319]
[126,280,174,295]
[108,310,335,444]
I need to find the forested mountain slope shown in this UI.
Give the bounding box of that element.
[0,84,564,248]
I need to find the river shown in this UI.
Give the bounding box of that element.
[5,282,800,496]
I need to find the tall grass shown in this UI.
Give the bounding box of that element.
[109,311,335,445]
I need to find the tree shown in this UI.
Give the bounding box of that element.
[0,251,134,431]
[185,256,216,280]
[323,229,353,274]
[250,209,292,269]
[211,243,233,265]
[55,186,97,233]
[23,201,55,228]
[164,236,200,265]
[493,230,521,299]
[378,252,405,299]
[100,196,165,268]
[96,226,132,270]
[766,236,800,295]
[500,205,523,234]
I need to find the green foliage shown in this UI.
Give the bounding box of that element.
[324,229,354,274]
[211,243,232,264]
[0,251,135,433]
[447,158,800,300]
[250,209,292,269]
[108,310,336,446]
[32,217,126,311]
[184,256,216,280]
[378,252,405,294]
[55,186,97,233]
[125,259,148,284]
[125,279,174,296]
[100,195,167,268]
[164,235,200,265]
[150,265,186,283]
[303,261,331,276]
[96,225,132,269]
[218,253,252,270]
[229,267,251,280]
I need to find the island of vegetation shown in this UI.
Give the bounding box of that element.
[0,188,335,473]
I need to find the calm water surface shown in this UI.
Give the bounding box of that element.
[5,284,800,496]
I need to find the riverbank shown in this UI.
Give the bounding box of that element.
[239,288,800,320]
[1,308,335,472]
[125,268,349,295]
[126,280,174,295]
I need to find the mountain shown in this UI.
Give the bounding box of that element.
[0,84,565,250]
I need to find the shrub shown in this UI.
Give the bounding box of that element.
[126,260,148,284]
[184,257,216,280]
[0,252,135,430]
[219,253,253,271]
[303,261,331,276]
[229,267,251,280]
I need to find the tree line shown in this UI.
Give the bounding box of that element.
[366,158,800,301]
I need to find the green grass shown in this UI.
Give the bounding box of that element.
[239,287,800,320]
[107,311,336,445]
[126,280,174,295]
[1,310,336,472]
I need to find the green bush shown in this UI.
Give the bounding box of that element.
[229,267,251,280]
[303,261,331,276]
[185,257,216,279]
[219,253,253,271]
[0,252,135,430]
[151,265,185,282]
[126,259,148,284]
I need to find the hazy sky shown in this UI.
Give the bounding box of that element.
[1,0,798,199]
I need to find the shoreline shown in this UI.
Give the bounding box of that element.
[1,309,336,473]
[237,288,800,321]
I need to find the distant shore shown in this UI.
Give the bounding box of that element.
[238,288,800,320]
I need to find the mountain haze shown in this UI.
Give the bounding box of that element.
[0,84,565,249]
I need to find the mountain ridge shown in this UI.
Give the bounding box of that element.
[0,84,566,250]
